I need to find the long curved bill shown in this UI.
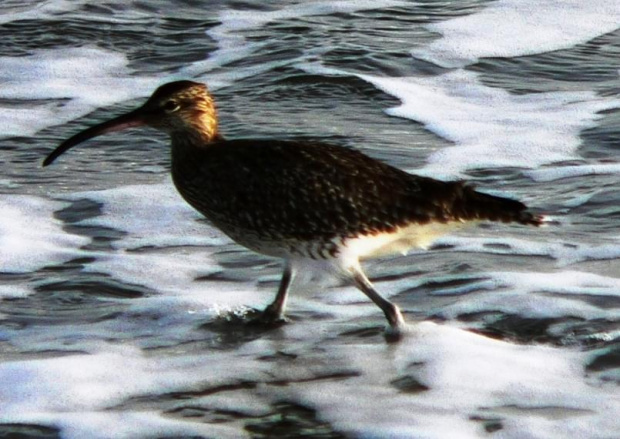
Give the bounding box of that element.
[42,108,146,167]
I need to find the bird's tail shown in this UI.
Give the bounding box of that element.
[452,183,544,226]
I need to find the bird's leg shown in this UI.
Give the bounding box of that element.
[259,261,293,325]
[349,263,406,334]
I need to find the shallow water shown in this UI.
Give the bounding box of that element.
[0,1,619,438]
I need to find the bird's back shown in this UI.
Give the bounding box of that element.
[171,138,540,258]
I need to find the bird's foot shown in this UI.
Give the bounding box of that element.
[246,306,289,328]
[384,308,408,342]
[384,322,408,343]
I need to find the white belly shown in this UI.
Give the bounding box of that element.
[216,217,470,265]
[341,221,468,261]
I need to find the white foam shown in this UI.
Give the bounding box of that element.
[4,321,618,438]
[1,0,409,140]
[437,234,620,266]
[0,43,252,140]
[0,46,256,140]
[62,182,266,313]
[83,250,261,309]
[0,343,265,439]
[279,322,620,438]
[3,313,618,439]
[48,412,245,439]
[0,47,160,138]
[526,163,620,182]
[363,70,620,177]
[297,62,620,177]
[0,284,30,299]
[0,195,88,274]
[0,1,155,26]
[0,1,79,25]
[66,181,225,249]
[312,262,619,321]
[182,0,409,77]
[411,0,620,67]
[437,270,620,320]
[564,244,620,266]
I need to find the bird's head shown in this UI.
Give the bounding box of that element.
[43,80,218,167]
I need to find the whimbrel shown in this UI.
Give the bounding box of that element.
[43,80,543,336]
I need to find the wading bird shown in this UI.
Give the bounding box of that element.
[44,81,542,336]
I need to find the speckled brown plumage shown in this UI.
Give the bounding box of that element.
[43,80,544,334]
[171,137,540,258]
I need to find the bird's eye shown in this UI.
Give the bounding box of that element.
[163,100,180,112]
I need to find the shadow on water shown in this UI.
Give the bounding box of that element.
[244,402,347,439]
[198,307,291,348]
[0,424,61,439]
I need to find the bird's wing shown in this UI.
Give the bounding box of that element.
[186,139,457,240]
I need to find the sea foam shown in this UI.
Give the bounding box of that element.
[0,343,265,439]
[363,71,620,177]
[63,182,266,314]
[181,0,409,78]
[274,321,620,438]
[297,63,620,178]
[0,47,158,138]
[0,195,87,274]
[526,164,620,182]
[66,181,225,250]
[411,0,620,67]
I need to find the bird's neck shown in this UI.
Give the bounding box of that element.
[170,128,220,148]
[170,129,222,176]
